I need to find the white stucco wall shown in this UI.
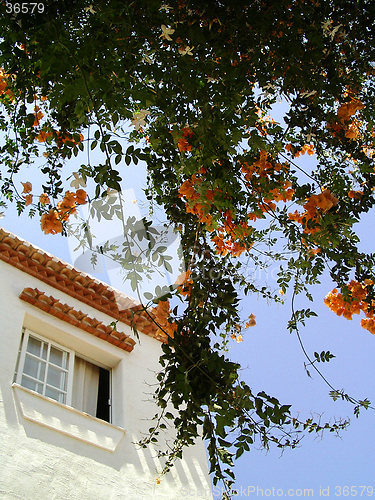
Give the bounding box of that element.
[0,259,213,500]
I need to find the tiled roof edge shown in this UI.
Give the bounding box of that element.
[0,227,166,342]
[20,288,136,352]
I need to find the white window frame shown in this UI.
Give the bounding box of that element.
[15,329,75,405]
[15,328,112,422]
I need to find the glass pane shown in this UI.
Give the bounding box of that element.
[49,346,67,368]
[47,366,66,391]
[26,335,42,357]
[23,355,46,382]
[45,386,66,404]
[21,375,43,395]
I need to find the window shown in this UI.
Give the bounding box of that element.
[15,329,111,423]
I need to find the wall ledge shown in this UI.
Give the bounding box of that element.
[12,383,125,452]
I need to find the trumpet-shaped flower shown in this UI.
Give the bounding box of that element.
[23,194,33,206]
[245,313,256,328]
[39,193,50,205]
[40,209,63,235]
[57,191,77,220]
[75,189,87,205]
[33,106,44,127]
[21,182,32,194]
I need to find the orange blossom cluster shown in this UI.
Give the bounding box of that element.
[285,143,315,157]
[178,167,253,257]
[178,150,295,257]
[0,69,15,101]
[241,150,294,215]
[329,97,364,140]
[288,189,338,235]
[174,270,194,297]
[151,299,177,339]
[37,128,84,147]
[40,189,87,235]
[324,279,375,334]
[177,127,194,152]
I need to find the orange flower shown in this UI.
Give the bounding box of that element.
[289,144,315,157]
[178,180,199,201]
[0,75,8,94]
[321,189,338,211]
[303,144,315,156]
[62,132,84,144]
[348,189,363,199]
[360,318,375,335]
[75,189,87,205]
[175,270,193,296]
[23,194,33,206]
[177,137,191,152]
[37,130,53,142]
[289,189,338,236]
[181,127,194,138]
[57,191,77,220]
[151,299,177,338]
[21,181,32,194]
[230,241,247,257]
[53,131,84,148]
[324,280,371,321]
[40,209,63,235]
[337,99,364,121]
[345,121,360,140]
[0,69,14,101]
[329,98,364,140]
[245,313,256,328]
[39,193,50,205]
[175,269,193,286]
[33,106,44,127]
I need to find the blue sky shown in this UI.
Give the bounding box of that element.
[1,134,374,498]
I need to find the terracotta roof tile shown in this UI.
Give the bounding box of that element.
[19,288,136,352]
[0,227,167,343]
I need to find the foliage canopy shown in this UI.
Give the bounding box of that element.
[1,0,375,496]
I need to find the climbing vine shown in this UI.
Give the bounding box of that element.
[1,0,375,496]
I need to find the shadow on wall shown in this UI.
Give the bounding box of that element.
[2,383,211,497]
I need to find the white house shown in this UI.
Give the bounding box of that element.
[0,227,213,500]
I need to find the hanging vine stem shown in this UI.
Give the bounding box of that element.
[289,262,375,414]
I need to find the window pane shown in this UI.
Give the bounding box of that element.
[23,355,46,382]
[21,375,43,395]
[49,346,67,368]
[26,335,42,357]
[47,366,67,391]
[45,386,66,404]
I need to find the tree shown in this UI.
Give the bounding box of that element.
[1,0,375,496]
